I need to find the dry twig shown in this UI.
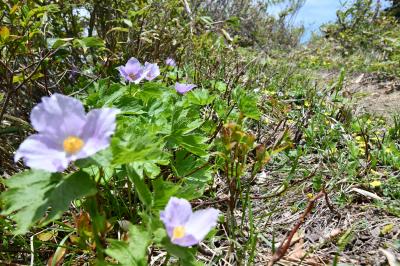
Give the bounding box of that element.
[268,189,336,265]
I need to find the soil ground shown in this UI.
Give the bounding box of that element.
[324,71,400,120]
[245,71,400,265]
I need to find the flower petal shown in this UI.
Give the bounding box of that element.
[15,134,69,172]
[119,58,147,84]
[144,62,160,81]
[160,197,192,228]
[175,83,197,94]
[126,57,140,68]
[185,208,219,242]
[165,58,176,67]
[75,108,119,159]
[131,69,147,84]
[124,58,142,75]
[117,66,129,80]
[170,233,199,247]
[30,94,86,137]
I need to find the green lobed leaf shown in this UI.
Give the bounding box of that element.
[112,133,169,166]
[185,89,215,106]
[172,150,211,182]
[137,82,170,104]
[114,96,146,115]
[162,238,203,266]
[111,118,169,177]
[76,148,113,168]
[168,134,209,157]
[86,81,127,108]
[152,179,180,210]
[1,170,97,234]
[105,225,150,266]
[167,107,210,156]
[233,87,261,120]
[126,166,153,209]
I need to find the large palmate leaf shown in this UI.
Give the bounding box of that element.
[112,118,169,178]
[112,134,169,176]
[105,225,150,266]
[233,87,261,120]
[86,80,127,108]
[114,96,145,115]
[168,134,209,157]
[167,107,210,156]
[136,82,170,104]
[1,170,97,234]
[185,88,215,106]
[172,150,212,182]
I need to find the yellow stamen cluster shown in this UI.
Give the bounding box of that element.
[172,226,185,240]
[63,136,84,154]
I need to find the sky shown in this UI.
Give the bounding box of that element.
[268,0,391,42]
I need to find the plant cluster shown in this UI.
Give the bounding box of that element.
[302,0,400,76]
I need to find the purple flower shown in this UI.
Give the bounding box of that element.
[14,94,119,172]
[165,57,176,67]
[117,57,147,84]
[175,83,197,95]
[144,62,160,81]
[68,66,79,82]
[160,197,219,247]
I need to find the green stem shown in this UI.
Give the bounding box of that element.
[86,195,105,261]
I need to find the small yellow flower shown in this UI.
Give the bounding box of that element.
[355,136,363,142]
[370,180,381,188]
[384,147,392,154]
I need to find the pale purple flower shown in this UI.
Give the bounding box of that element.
[68,65,79,82]
[175,83,197,95]
[14,94,119,173]
[117,57,147,84]
[165,57,176,67]
[160,197,219,247]
[144,62,160,81]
